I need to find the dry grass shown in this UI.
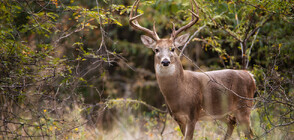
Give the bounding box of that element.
[3,104,292,140]
[57,108,293,140]
[49,107,293,140]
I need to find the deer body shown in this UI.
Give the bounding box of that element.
[158,68,255,120]
[155,47,255,139]
[129,0,255,139]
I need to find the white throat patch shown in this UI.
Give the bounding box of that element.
[155,64,176,76]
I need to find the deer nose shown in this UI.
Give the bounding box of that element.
[161,59,170,66]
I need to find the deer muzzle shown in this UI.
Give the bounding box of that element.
[161,59,170,66]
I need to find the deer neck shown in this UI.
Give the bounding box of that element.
[155,57,184,97]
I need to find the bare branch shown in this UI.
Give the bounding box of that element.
[246,28,260,69]
[179,24,206,57]
[106,99,167,113]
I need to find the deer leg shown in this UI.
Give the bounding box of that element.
[174,115,196,139]
[178,122,186,136]
[183,121,196,140]
[236,110,254,139]
[173,115,186,136]
[223,115,236,140]
[246,127,254,139]
[236,126,241,137]
[239,121,253,139]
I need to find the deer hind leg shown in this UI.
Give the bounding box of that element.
[235,109,254,139]
[223,115,236,140]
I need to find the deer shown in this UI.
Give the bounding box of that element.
[129,0,256,139]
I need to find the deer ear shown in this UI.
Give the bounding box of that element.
[141,35,156,48]
[174,33,190,47]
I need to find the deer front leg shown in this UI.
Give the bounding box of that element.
[174,113,197,140]
[183,120,196,140]
[174,114,189,138]
[173,116,186,136]
[178,122,186,136]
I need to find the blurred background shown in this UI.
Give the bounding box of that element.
[0,0,293,139]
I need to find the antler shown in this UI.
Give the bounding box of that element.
[129,0,160,41]
[171,0,199,40]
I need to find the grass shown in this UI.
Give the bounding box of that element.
[2,104,293,140]
[61,108,293,140]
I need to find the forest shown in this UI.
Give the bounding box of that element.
[0,0,293,139]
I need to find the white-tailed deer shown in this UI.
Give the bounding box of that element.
[129,0,256,139]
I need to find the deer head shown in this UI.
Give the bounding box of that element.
[129,0,199,76]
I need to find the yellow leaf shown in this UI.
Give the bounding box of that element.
[51,0,58,8]
[235,14,238,21]
[193,38,201,41]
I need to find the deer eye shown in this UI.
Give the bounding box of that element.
[155,49,159,53]
[171,48,175,52]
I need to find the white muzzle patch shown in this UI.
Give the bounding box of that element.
[155,64,176,76]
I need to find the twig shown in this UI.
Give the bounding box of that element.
[54,26,84,47]
[179,24,206,57]
[246,28,260,69]
[181,53,256,101]
[106,99,167,113]
[160,108,168,138]
[95,0,106,53]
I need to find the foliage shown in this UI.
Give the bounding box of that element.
[0,0,293,139]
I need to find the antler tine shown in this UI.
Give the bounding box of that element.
[172,22,176,36]
[152,21,159,39]
[130,0,139,18]
[171,0,199,40]
[129,0,160,41]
